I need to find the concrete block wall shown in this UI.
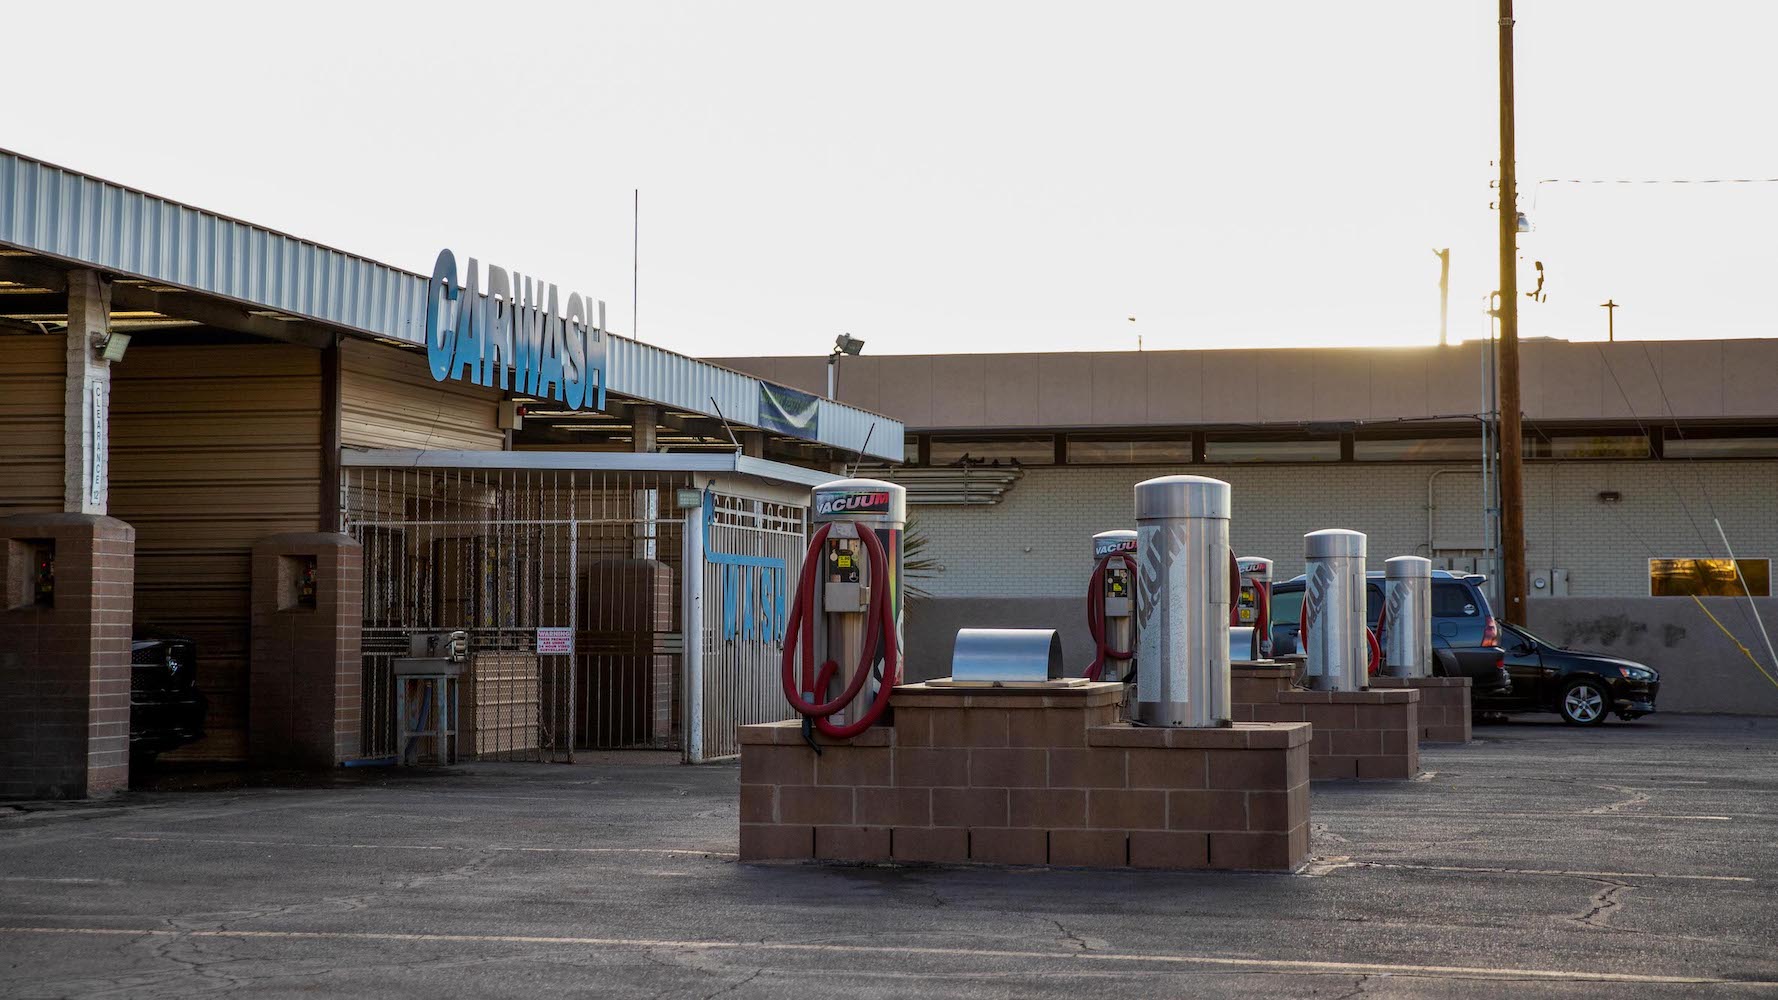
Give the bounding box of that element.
[0,514,134,799]
[739,684,1312,871]
[1373,676,1472,742]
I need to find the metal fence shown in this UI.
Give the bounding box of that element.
[699,493,809,759]
[344,467,688,761]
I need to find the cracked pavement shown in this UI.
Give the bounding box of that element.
[2,716,1776,998]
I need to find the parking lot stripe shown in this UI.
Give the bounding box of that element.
[106,836,737,859]
[0,925,1766,986]
[1315,858,1754,882]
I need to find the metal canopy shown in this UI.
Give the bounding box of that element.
[339,448,840,488]
[0,147,902,462]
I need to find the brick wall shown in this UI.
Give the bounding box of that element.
[249,533,362,768]
[739,683,1312,871]
[0,514,134,799]
[1373,676,1472,742]
[910,459,1778,600]
[1231,666,1420,780]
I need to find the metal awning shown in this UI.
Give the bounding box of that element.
[340,448,840,489]
[0,147,902,462]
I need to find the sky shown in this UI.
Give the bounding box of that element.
[5,1,1775,357]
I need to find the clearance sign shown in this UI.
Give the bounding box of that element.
[424,249,610,411]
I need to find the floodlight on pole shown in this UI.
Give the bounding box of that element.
[828,333,865,398]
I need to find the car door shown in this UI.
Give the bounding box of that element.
[1494,623,1544,710]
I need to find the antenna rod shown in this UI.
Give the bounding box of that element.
[708,396,741,452]
[632,188,640,341]
[848,422,877,479]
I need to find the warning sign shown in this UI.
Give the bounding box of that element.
[536,627,574,655]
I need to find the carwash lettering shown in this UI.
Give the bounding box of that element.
[816,491,891,516]
[424,249,609,410]
[1302,561,1334,639]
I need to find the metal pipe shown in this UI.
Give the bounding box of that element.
[682,484,706,763]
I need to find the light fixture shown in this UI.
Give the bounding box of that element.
[1598,490,1622,504]
[93,331,130,363]
[675,487,704,510]
[833,333,865,357]
[1516,211,1532,233]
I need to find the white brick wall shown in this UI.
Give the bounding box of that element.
[909,460,1778,599]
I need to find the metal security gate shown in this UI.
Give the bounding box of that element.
[344,467,687,761]
[698,493,809,759]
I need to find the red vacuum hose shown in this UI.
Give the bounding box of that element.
[1084,551,1139,681]
[780,522,899,739]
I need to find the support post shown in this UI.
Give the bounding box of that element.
[63,271,112,515]
[1496,0,1527,625]
[681,488,705,763]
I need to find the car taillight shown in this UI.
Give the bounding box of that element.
[1482,616,1499,647]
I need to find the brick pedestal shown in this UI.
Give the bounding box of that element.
[0,514,134,799]
[1232,664,1421,780]
[249,533,361,767]
[739,681,1312,871]
[1372,676,1472,743]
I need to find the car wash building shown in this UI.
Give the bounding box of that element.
[719,343,1778,716]
[0,149,902,799]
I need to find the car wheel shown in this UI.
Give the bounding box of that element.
[1559,678,1610,726]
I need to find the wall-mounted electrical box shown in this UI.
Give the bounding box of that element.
[1529,568,1569,598]
[4,539,55,610]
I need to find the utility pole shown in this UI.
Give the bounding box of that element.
[1433,248,1451,346]
[1601,299,1618,341]
[1496,0,1527,625]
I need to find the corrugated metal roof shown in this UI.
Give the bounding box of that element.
[0,147,901,461]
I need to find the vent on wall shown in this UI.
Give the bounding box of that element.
[852,466,1024,505]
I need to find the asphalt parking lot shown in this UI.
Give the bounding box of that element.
[3,714,1776,999]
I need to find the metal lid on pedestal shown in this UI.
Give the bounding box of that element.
[1133,475,1231,521]
[812,478,907,523]
[1304,528,1367,559]
[1091,529,1138,559]
[1385,555,1434,579]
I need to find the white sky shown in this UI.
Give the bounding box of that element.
[6,1,1775,356]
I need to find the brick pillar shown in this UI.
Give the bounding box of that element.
[250,533,361,767]
[0,513,134,799]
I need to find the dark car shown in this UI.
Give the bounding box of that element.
[1485,621,1660,725]
[1269,570,1512,697]
[131,627,207,759]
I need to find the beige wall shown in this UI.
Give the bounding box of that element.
[718,338,1778,431]
[0,334,66,516]
[904,460,1777,601]
[341,340,505,451]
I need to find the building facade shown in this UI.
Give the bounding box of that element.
[719,342,1778,716]
[0,149,903,796]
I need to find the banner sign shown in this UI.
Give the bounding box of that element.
[425,249,609,411]
[758,382,820,440]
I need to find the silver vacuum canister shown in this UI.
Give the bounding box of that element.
[1384,555,1434,678]
[1134,475,1232,727]
[1303,528,1369,692]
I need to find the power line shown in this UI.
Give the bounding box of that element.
[1536,177,1778,185]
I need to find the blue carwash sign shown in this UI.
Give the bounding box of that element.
[424,249,610,410]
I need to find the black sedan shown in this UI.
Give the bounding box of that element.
[1481,621,1660,725]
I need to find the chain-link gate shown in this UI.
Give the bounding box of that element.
[344,467,688,762]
